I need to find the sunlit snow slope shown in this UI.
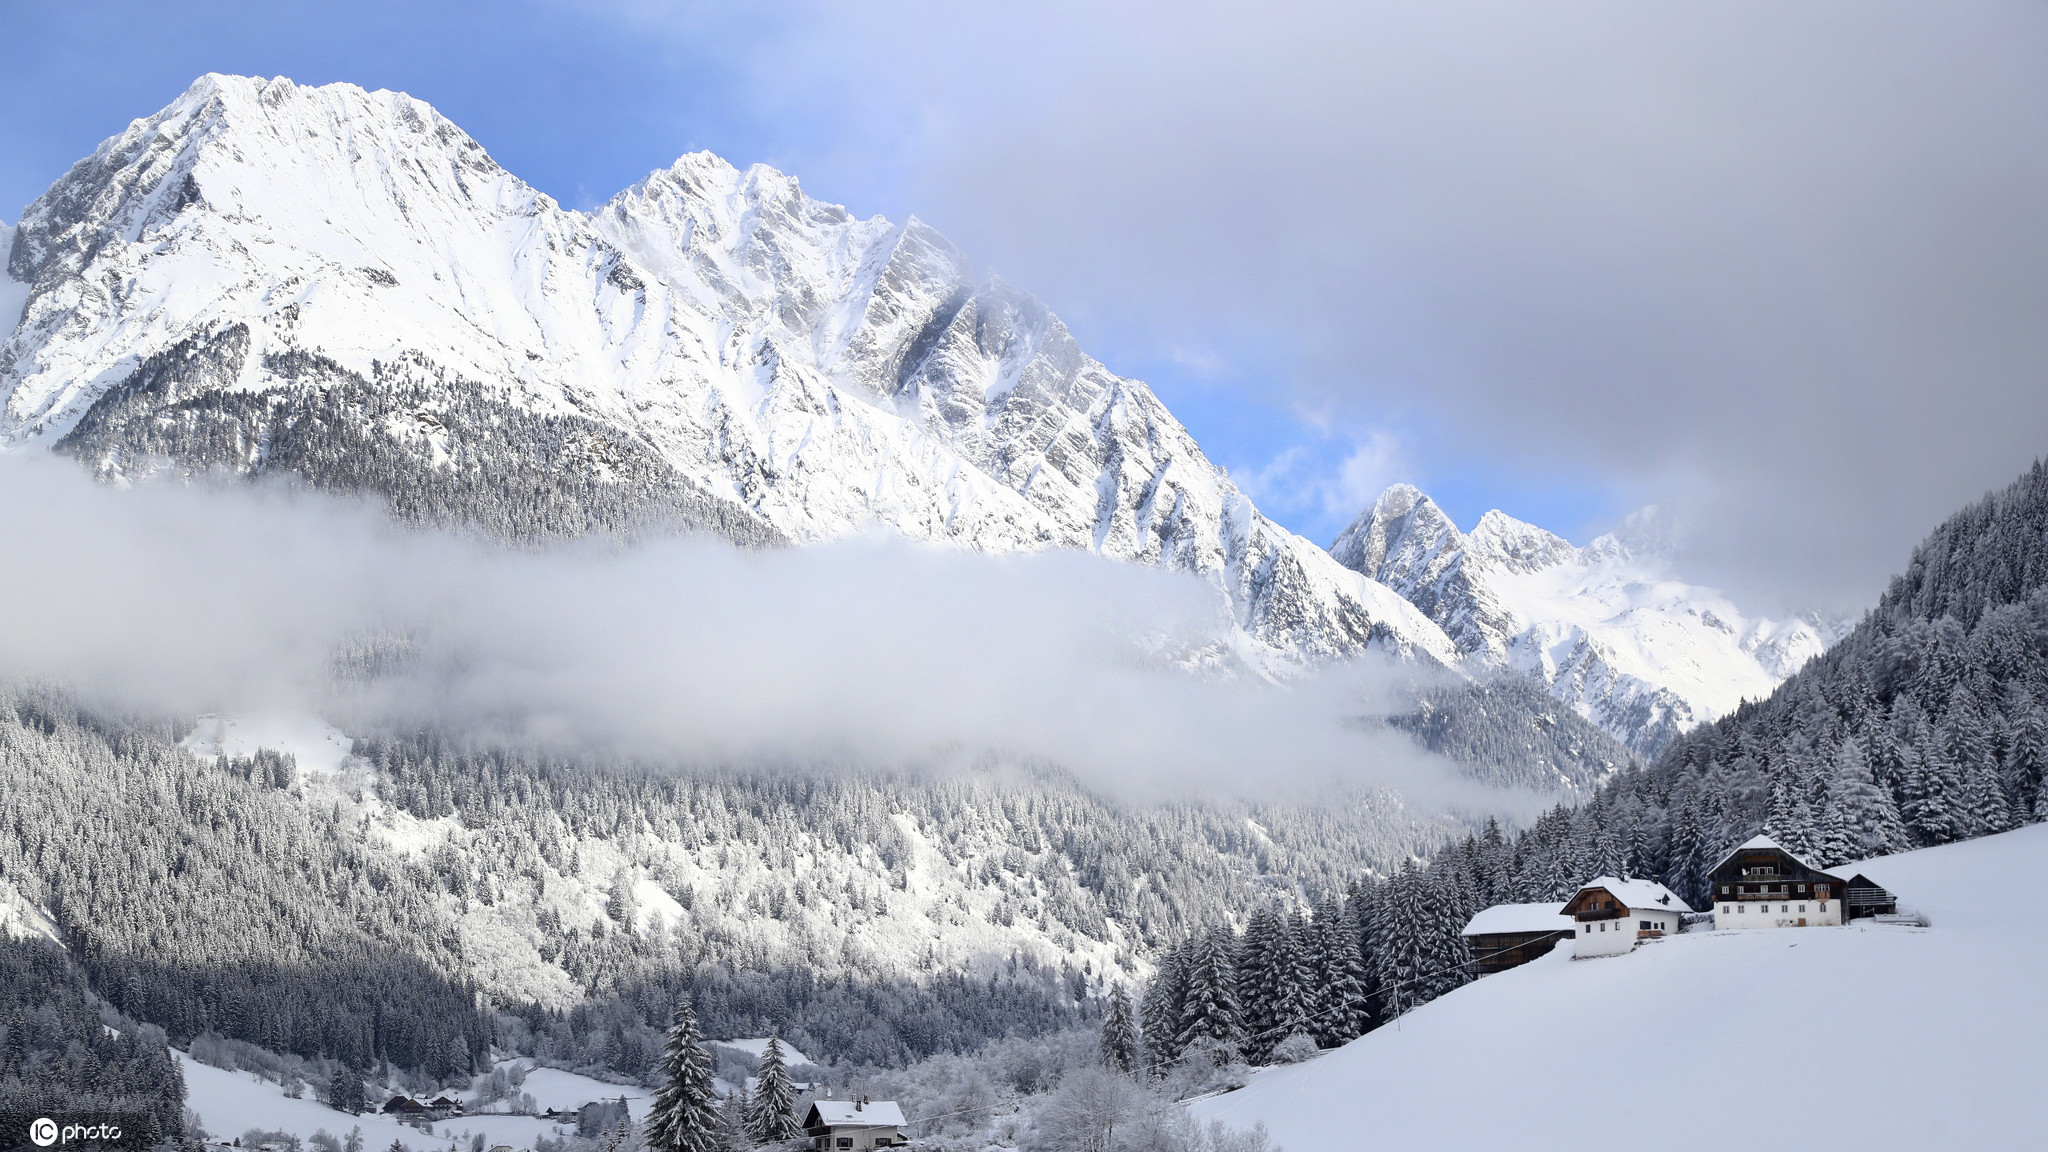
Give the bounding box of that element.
[1191,823,2048,1151]
[1332,484,1842,753]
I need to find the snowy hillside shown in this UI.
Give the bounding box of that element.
[1192,823,2048,1151]
[0,73,1454,669]
[1332,484,1842,752]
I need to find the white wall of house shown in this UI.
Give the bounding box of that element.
[1571,907,1683,958]
[1714,898,1842,929]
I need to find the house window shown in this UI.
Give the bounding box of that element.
[1641,920,1652,931]
[1721,905,1730,914]
[1799,905,1806,913]
[1819,902,1828,911]
[837,1140,853,1150]
[1781,905,1790,913]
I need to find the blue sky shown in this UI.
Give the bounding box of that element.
[6,1,2045,608]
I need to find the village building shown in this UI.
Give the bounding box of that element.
[803,1098,907,1150]
[426,1096,464,1117]
[381,1096,427,1116]
[1460,902,1577,975]
[1564,877,1692,958]
[1706,834,1893,929]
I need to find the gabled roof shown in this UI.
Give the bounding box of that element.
[1706,834,1844,882]
[1571,877,1694,915]
[805,1100,908,1129]
[1707,834,1795,876]
[1461,902,1574,937]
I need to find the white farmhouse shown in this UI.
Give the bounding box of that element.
[803,1098,907,1150]
[1564,877,1692,958]
[1705,834,1884,929]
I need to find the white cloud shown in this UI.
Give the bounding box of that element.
[1234,428,1406,539]
[0,457,1521,810]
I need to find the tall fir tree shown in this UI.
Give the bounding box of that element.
[1312,896,1370,1045]
[1100,985,1141,1076]
[747,1036,803,1142]
[1174,928,1245,1060]
[1139,941,1190,1073]
[1817,736,1910,866]
[646,998,722,1152]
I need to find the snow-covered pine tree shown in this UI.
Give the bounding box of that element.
[1234,909,1279,1056]
[1269,912,1314,1047]
[1140,940,1190,1074]
[747,1036,803,1142]
[646,999,722,1152]
[1963,759,2015,837]
[1915,724,1967,844]
[1816,736,1910,866]
[327,1061,366,1115]
[2007,701,2047,816]
[1368,864,1421,1021]
[1312,896,1370,1046]
[1174,929,1245,1061]
[1100,985,1141,1076]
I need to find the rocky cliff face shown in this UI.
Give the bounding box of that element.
[0,74,1455,669]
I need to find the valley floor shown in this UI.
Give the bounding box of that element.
[176,1057,649,1150]
[1191,823,2048,1151]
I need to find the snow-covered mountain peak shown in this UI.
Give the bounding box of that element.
[2,74,1461,672]
[1582,506,1674,567]
[1328,483,1462,575]
[1466,509,1574,574]
[1329,483,1838,753]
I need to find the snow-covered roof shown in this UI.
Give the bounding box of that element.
[1707,833,1820,877]
[807,1100,907,1129]
[1574,877,1693,915]
[1461,902,1574,936]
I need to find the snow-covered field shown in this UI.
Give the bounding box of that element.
[1192,823,2048,1150]
[181,712,356,775]
[177,1055,642,1148]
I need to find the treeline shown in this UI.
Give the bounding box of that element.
[1138,861,1475,1072]
[0,688,493,1079]
[2,676,1461,1086]
[1389,673,1640,793]
[0,935,186,1143]
[55,326,785,550]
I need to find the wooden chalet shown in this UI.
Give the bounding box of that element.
[381,1096,427,1116]
[1460,902,1576,975]
[1707,835,1870,929]
[427,1096,464,1117]
[1844,873,1898,918]
[803,1097,907,1150]
[1564,877,1692,958]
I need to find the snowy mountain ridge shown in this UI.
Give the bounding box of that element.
[1331,483,1843,754]
[0,73,1453,670]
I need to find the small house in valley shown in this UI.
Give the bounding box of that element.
[803,1098,907,1149]
[1707,834,1886,929]
[1461,902,1576,975]
[1565,877,1692,958]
